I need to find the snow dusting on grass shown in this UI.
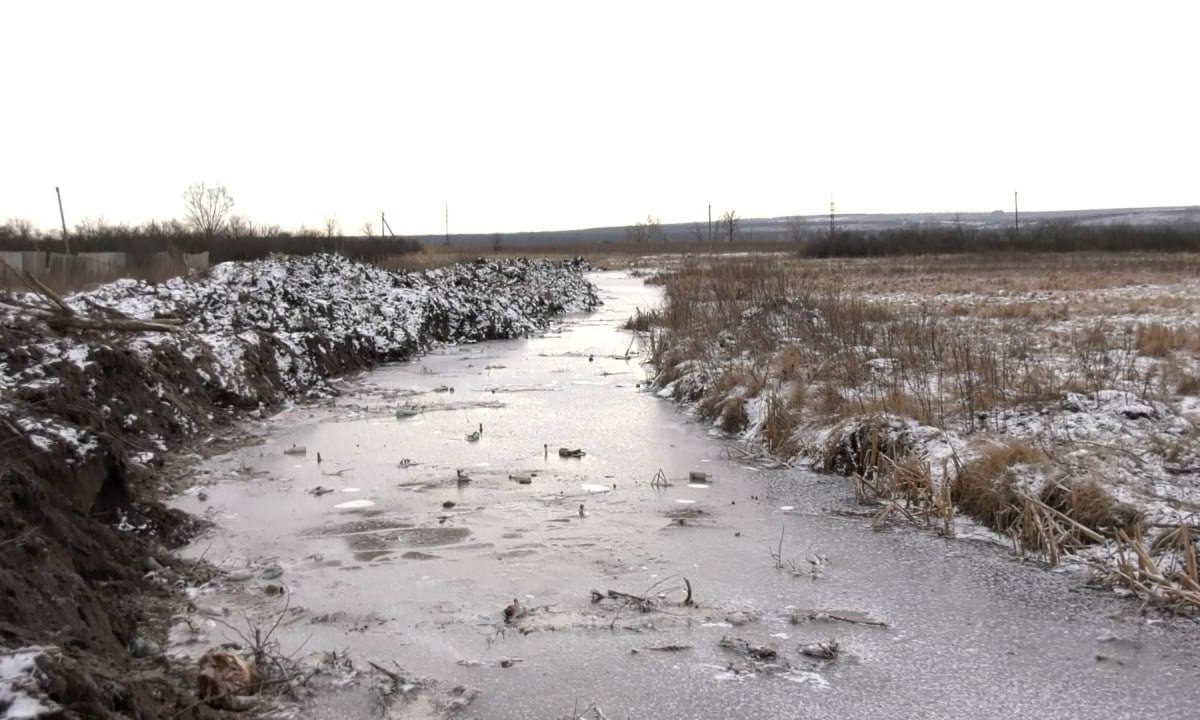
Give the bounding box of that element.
[641,252,1200,603]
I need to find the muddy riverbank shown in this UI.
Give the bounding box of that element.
[168,272,1200,719]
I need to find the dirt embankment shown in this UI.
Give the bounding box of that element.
[0,254,599,717]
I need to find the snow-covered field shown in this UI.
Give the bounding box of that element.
[638,252,1200,606]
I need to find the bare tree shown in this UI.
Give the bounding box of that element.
[227,215,254,238]
[324,216,340,238]
[74,217,105,238]
[719,210,738,243]
[360,221,374,238]
[183,183,235,238]
[627,215,664,244]
[787,216,808,244]
[4,218,36,241]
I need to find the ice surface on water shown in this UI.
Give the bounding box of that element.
[333,499,375,509]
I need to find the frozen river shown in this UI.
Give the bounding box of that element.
[171,272,1200,719]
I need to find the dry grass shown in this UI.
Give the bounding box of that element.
[761,394,800,455]
[1109,525,1200,611]
[643,251,1199,568]
[790,252,1200,296]
[822,417,913,478]
[648,252,1200,435]
[949,441,1142,562]
[1135,322,1200,357]
[817,418,954,535]
[622,307,661,332]
[1041,480,1141,537]
[951,440,1046,531]
[718,398,749,434]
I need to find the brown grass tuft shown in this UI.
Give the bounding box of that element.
[718,398,749,433]
[952,441,1140,560]
[951,440,1044,530]
[762,394,800,455]
[1136,322,1177,357]
[1040,480,1141,537]
[823,416,912,478]
[622,307,660,332]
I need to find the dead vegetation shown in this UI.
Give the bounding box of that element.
[622,307,661,332]
[649,253,1199,435]
[644,251,1200,608]
[1105,525,1200,612]
[951,440,1049,532]
[183,592,316,712]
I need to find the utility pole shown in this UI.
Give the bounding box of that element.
[1014,190,1020,235]
[444,202,449,247]
[707,202,712,243]
[55,186,70,254]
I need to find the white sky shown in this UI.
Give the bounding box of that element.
[3,1,1196,235]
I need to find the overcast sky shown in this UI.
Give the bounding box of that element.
[3,1,1196,235]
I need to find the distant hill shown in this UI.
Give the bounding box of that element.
[407,206,1200,250]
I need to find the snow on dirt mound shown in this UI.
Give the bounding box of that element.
[4,254,599,458]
